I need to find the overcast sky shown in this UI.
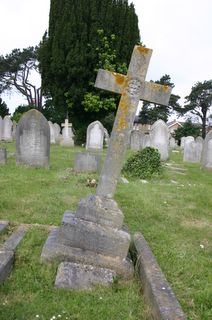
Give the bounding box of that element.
[0,0,212,114]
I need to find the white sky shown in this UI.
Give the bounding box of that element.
[0,0,212,115]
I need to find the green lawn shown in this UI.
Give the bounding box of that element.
[0,142,211,320]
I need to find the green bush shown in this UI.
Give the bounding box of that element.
[122,147,162,179]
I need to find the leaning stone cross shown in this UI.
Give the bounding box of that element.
[95,46,172,198]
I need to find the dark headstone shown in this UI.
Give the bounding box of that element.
[0,148,7,164]
[16,109,50,167]
[74,152,101,173]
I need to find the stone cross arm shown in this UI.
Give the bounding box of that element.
[95,69,171,106]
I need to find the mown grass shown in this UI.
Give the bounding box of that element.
[0,142,211,320]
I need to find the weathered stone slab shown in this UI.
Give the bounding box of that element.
[0,250,14,284]
[2,226,27,251]
[150,120,169,161]
[16,109,50,167]
[41,228,133,279]
[58,211,130,260]
[76,195,124,228]
[55,262,116,290]
[0,221,9,234]
[86,121,104,150]
[201,130,212,170]
[0,148,7,164]
[133,232,187,320]
[2,116,13,141]
[74,152,101,173]
[130,130,141,151]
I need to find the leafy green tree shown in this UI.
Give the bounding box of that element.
[11,105,33,122]
[173,119,201,142]
[38,0,140,126]
[0,98,10,117]
[0,47,43,110]
[180,80,212,138]
[139,75,181,124]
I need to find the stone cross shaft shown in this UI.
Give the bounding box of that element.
[95,46,172,198]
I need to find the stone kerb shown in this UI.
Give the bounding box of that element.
[16,109,50,167]
[201,130,212,170]
[86,121,104,150]
[150,120,169,161]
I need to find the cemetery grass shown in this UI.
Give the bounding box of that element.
[0,143,211,320]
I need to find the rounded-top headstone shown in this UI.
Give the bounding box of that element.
[2,116,13,141]
[16,109,50,167]
[201,130,212,170]
[150,119,169,161]
[86,120,104,150]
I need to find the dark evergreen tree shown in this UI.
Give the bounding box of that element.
[0,98,10,117]
[38,0,140,128]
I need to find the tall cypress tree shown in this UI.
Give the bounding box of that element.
[39,0,140,126]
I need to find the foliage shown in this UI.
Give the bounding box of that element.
[173,119,201,142]
[122,147,162,179]
[0,47,43,109]
[11,104,34,122]
[139,75,181,124]
[82,92,116,113]
[38,0,140,127]
[180,80,212,138]
[0,98,10,117]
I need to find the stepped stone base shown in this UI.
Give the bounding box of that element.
[55,262,116,290]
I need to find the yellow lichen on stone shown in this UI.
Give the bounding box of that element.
[117,95,129,130]
[137,46,150,55]
[112,72,126,86]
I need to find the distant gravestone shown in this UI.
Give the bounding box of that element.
[180,137,186,149]
[150,120,169,161]
[143,134,151,149]
[104,128,110,147]
[54,123,61,143]
[12,121,17,140]
[201,130,212,170]
[183,136,194,162]
[130,130,141,151]
[48,121,56,144]
[74,152,101,173]
[86,121,104,150]
[0,148,7,165]
[169,137,177,149]
[16,109,50,167]
[2,116,13,141]
[183,137,203,162]
[0,116,3,140]
[60,119,74,147]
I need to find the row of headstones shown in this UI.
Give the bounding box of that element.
[130,119,170,161]
[0,115,74,146]
[182,133,212,169]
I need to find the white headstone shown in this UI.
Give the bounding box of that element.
[86,121,104,150]
[0,116,3,140]
[48,121,56,144]
[54,123,61,143]
[169,137,177,149]
[150,120,169,161]
[16,109,50,167]
[130,130,141,151]
[201,130,212,170]
[142,134,151,149]
[104,128,110,147]
[183,137,203,162]
[60,119,74,147]
[12,121,17,140]
[180,136,186,149]
[2,116,13,141]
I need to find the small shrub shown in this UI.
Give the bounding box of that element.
[122,147,162,179]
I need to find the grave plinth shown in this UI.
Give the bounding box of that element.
[41,46,171,288]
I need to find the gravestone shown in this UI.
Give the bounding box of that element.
[41,45,171,289]
[169,136,177,149]
[143,133,151,148]
[150,120,169,161]
[183,137,203,162]
[2,116,13,141]
[130,130,141,151]
[201,130,212,170]
[0,148,7,165]
[12,121,17,140]
[0,116,3,140]
[60,119,74,147]
[86,121,104,150]
[183,136,194,162]
[74,152,101,173]
[180,136,186,149]
[16,109,50,167]
[48,121,56,144]
[104,128,110,147]
[54,123,61,143]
